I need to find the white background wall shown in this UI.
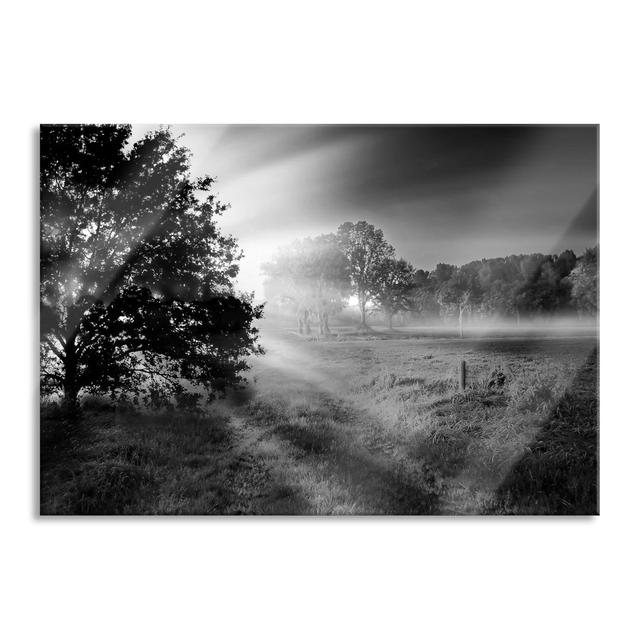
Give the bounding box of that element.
[1,1,637,638]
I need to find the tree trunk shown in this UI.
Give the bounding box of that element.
[62,340,80,413]
[458,305,464,338]
[387,312,393,330]
[63,383,79,413]
[321,312,330,335]
[316,306,330,336]
[359,296,367,327]
[515,307,520,327]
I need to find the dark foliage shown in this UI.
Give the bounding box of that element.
[372,257,416,328]
[40,125,263,408]
[410,248,597,326]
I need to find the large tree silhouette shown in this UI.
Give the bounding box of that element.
[40,125,262,409]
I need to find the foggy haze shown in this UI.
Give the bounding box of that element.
[131,125,598,298]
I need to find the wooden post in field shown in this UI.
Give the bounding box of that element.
[459,359,466,391]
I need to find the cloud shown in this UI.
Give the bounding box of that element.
[130,125,598,296]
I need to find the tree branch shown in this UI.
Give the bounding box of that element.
[44,337,65,361]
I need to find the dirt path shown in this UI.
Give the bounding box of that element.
[218,330,598,515]
[221,332,440,514]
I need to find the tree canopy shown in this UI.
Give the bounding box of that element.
[337,221,395,327]
[372,257,415,329]
[40,125,262,408]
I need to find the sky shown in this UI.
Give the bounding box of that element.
[132,125,598,298]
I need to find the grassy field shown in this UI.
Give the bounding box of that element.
[40,325,598,515]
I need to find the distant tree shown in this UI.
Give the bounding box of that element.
[337,221,395,327]
[430,263,456,287]
[40,125,263,410]
[409,265,453,323]
[413,269,430,288]
[412,250,586,329]
[555,249,578,281]
[516,251,576,317]
[479,279,520,322]
[437,265,481,337]
[410,269,438,321]
[567,247,598,316]
[410,269,429,313]
[373,258,416,329]
[262,234,351,335]
[474,258,524,323]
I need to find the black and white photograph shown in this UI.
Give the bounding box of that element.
[5,3,640,638]
[40,124,599,515]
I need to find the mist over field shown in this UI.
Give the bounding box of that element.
[40,124,598,515]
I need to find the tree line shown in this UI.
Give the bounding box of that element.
[262,221,598,336]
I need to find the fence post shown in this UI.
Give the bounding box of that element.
[459,359,466,390]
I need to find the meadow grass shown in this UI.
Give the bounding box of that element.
[336,335,598,514]
[40,400,310,515]
[40,330,598,515]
